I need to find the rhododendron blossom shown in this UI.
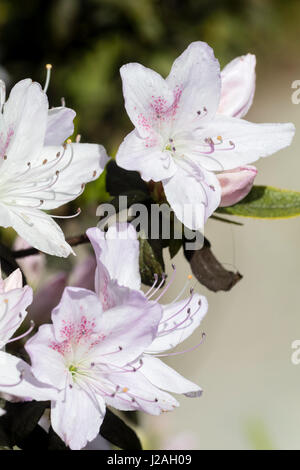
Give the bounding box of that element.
[87,223,207,394]
[26,223,208,450]
[116,42,294,230]
[0,78,109,257]
[0,268,57,402]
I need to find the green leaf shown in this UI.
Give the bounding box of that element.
[139,237,165,287]
[100,409,142,450]
[168,237,182,259]
[0,401,49,449]
[217,185,300,219]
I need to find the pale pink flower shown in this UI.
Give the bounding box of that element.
[87,223,207,396]
[217,165,258,207]
[0,78,109,257]
[26,223,207,449]
[116,42,294,230]
[0,268,57,402]
[25,287,165,449]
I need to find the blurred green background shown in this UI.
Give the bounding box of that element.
[1,0,300,450]
[0,0,299,150]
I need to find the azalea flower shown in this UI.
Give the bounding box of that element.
[26,223,207,450]
[0,78,109,257]
[0,268,57,402]
[116,42,294,230]
[87,224,207,396]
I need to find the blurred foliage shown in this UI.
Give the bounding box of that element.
[0,0,299,210]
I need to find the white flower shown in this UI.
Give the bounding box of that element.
[87,223,208,397]
[0,268,57,402]
[116,42,294,230]
[25,223,208,449]
[0,79,109,257]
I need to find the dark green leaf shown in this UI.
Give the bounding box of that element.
[168,237,182,258]
[0,401,49,448]
[48,427,70,450]
[100,409,142,450]
[106,160,149,197]
[139,237,165,286]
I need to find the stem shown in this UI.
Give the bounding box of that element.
[12,234,89,259]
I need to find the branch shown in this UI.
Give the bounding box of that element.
[12,234,89,259]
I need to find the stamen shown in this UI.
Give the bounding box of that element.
[155,264,176,302]
[144,273,158,297]
[146,273,166,300]
[43,64,52,93]
[160,293,194,326]
[7,320,35,344]
[50,208,81,219]
[170,274,194,303]
[152,333,206,357]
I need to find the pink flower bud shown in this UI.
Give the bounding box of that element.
[218,54,256,118]
[217,166,257,207]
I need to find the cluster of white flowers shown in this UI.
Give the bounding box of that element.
[0,42,294,450]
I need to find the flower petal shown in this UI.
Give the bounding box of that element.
[146,293,208,354]
[25,324,68,390]
[5,207,73,257]
[3,80,48,170]
[0,285,32,346]
[26,142,109,210]
[120,62,174,137]
[116,129,176,182]
[141,356,201,396]
[104,370,179,415]
[50,287,103,343]
[166,41,221,132]
[2,268,23,292]
[87,223,141,294]
[51,385,105,450]
[94,293,162,366]
[45,107,76,146]
[163,161,221,230]
[0,351,58,401]
[218,54,256,118]
[196,115,295,172]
